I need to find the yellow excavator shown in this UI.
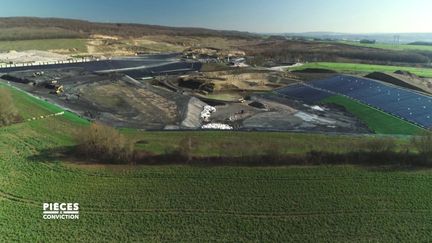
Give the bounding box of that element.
[55,85,64,95]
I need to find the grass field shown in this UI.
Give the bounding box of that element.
[321,95,423,135]
[0,38,88,52]
[290,62,432,78]
[340,41,432,52]
[3,85,432,241]
[132,130,399,156]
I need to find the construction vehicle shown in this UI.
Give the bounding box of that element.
[55,85,64,95]
[46,82,64,95]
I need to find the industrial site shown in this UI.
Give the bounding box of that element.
[2,13,432,242]
[1,45,431,134]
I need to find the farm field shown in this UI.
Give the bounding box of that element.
[0,38,88,53]
[4,149,432,242]
[321,95,423,135]
[340,40,432,52]
[1,75,432,241]
[2,121,432,241]
[290,62,432,78]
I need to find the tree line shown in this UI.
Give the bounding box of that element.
[73,123,432,167]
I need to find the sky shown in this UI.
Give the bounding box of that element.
[0,0,431,33]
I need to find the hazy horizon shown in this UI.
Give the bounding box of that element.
[1,0,431,33]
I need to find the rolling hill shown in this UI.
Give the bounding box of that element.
[0,17,256,41]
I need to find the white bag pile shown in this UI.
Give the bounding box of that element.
[200,105,216,122]
[201,123,233,130]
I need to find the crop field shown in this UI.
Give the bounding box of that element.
[322,95,423,135]
[340,41,432,52]
[0,38,88,52]
[3,123,432,241]
[290,62,432,78]
[2,84,432,241]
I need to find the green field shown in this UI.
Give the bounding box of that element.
[340,41,432,52]
[290,62,432,78]
[0,38,88,52]
[322,95,423,135]
[3,85,432,241]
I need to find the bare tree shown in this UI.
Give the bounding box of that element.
[75,122,135,163]
[411,132,432,157]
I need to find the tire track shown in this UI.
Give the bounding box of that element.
[0,188,40,206]
[32,163,432,182]
[1,188,431,219]
[72,207,432,219]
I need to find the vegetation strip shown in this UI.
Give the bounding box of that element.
[321,95,424,135]
[290,62,432,77]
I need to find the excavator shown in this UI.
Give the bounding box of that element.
[46,82,64,95]
[55,85,64,95]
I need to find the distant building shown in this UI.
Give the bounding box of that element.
[360,39,376,44]
[229,57,246,67]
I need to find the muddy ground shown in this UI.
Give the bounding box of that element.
[206,93,370,133]
[165,68,371,133]
[1,69,198,129]
[1,64,371,134]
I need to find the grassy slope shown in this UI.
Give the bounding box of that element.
[322,95,423,135]
[2,86,432,241]
[290,62,432,78]
[0,38,88,52]
[0,83,89,125]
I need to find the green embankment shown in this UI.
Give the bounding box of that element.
[0,38,88,52]
[0,83,89,125]
[290,62,432,78]
[2,83,432,241]
[322,95,423,135]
